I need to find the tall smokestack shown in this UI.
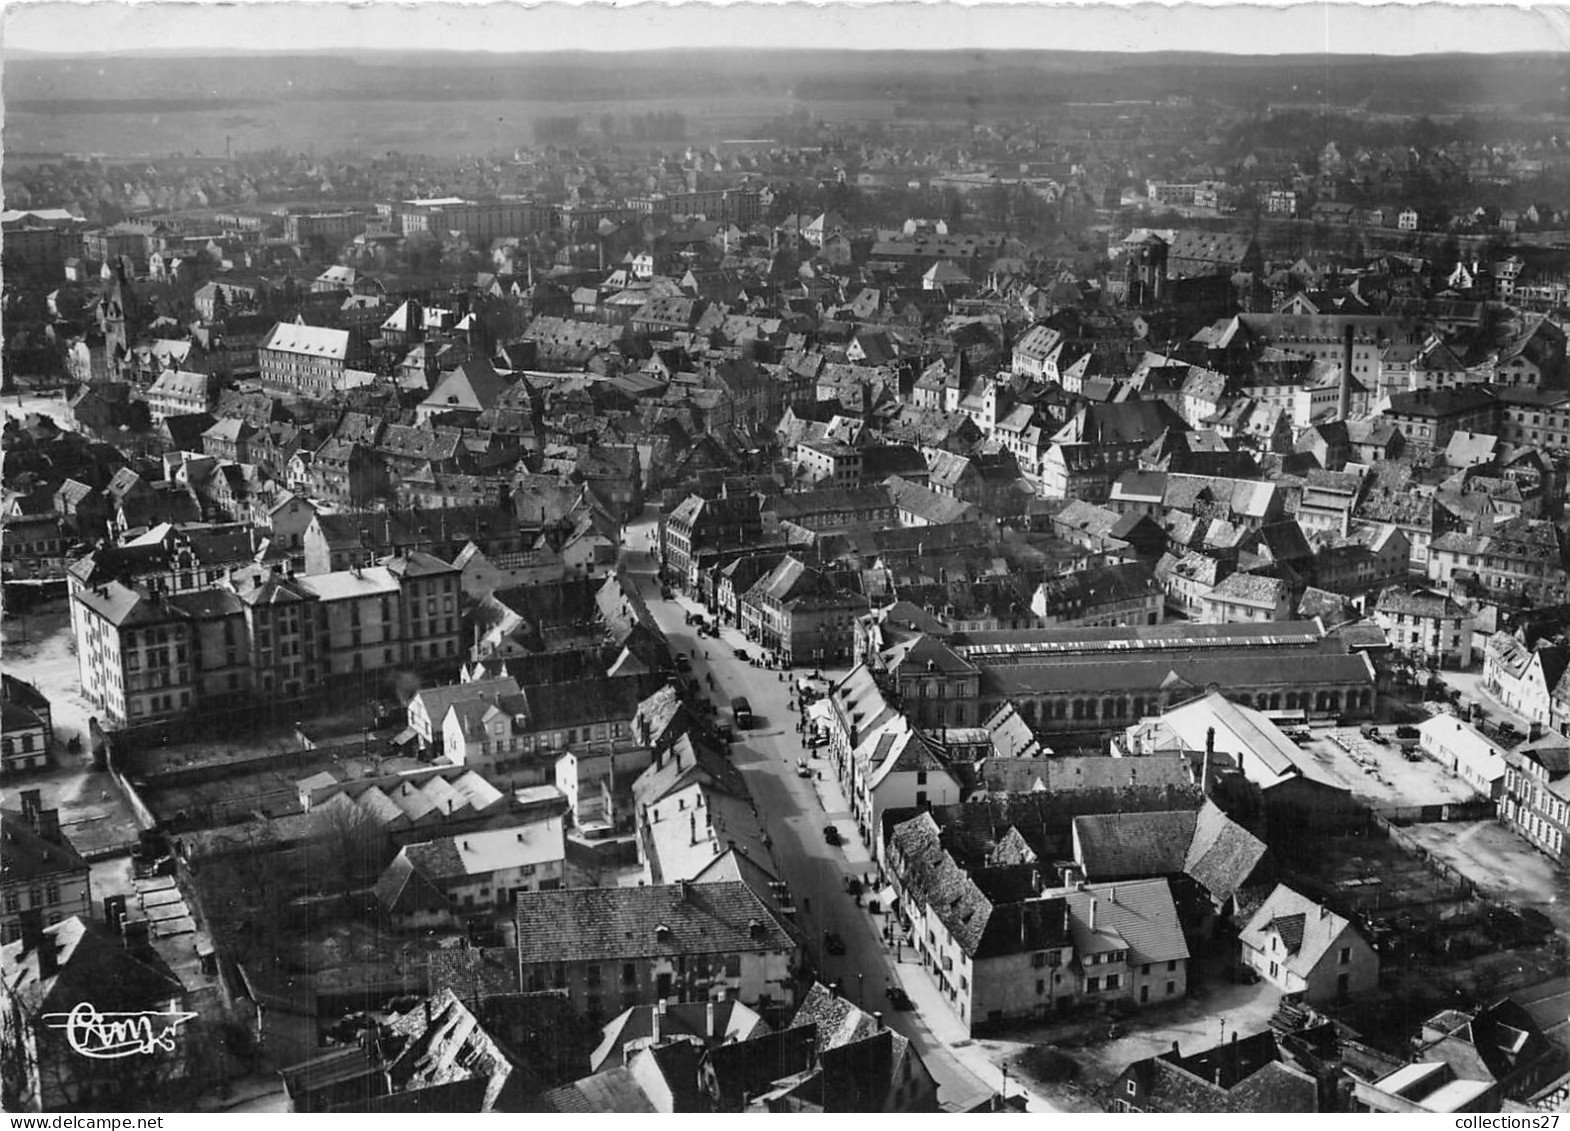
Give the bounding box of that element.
[1203,726,1215,793]
[1337,324,1355,422]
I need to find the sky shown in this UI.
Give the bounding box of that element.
[5,1,1569,58]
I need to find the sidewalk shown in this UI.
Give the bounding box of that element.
[883,930,1063,1112]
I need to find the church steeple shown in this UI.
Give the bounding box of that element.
[99,257,138,378]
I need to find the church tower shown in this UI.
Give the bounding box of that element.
[96,258,138,380]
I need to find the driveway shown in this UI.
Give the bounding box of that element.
[624,541,1056,1112]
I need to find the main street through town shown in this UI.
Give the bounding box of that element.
[620,516,1055,1113]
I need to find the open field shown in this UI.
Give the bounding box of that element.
[3,95,900,160]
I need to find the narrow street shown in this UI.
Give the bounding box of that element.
[620,517,1053,1112]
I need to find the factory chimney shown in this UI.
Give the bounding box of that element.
[1337,324,1355,423]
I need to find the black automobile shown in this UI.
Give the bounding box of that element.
[823,931,846,956]
[675,654,692,672]
[886,985,914,1011]
[732,647,751,663]
[823,824,843,847]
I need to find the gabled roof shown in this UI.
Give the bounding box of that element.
[1239,883,1364,977]
[1,915,185,1017]
[513,881,795,964]
[0,811,89,885]
[1061,878,1189,964]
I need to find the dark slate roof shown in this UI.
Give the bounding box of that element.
[513,881,794,964]
[1122,1031,1317,1112]
[1,915,184,1016]
[428,946,522,1000]
[0,811,89,885]
[1073,810,1197,880]
[703,1025,818,1106]
[1184,800,1270,902]
[1272,913,1307,954]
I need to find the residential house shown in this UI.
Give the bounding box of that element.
[1237,883,1379,1004]
[1199,572,1293,624]
[737,557,867,666]
[699,982,939,1113]
[632,735,770,885]
[1112,1031,1319,1113]
[512,880,800,1021]
[0,679,53,775]
[1372,585,1474,669]
[1482,632,1565,732]
[1029,562,1164,628]
[0,915,186,1112]
[1499,738,1570,865]
[0,795,91,944]
[258,321,369,398]
[374,817,566,930]
[1416,715,1507,800]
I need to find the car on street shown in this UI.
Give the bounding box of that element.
[823,931,846,956]
[823,824,843,846]
[717,723,735,742]
[675,654,692,672]
[796,759,812,778]
[732,648,750,663]
[886,985,914,1010]
[807,732,828,748]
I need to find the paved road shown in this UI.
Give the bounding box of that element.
[621,520,1052,1111]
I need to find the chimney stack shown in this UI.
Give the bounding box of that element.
[706,999,717,1039]
[1089,897,1098,932]
[32,808,60,844]
[1337,324,1355,423]
[653,999,665,1044]
[122,917,153,958]
[1202,727,1214,794]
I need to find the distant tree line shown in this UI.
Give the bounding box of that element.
[534,116,584,145]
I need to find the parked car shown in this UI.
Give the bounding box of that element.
[796,759,812,778]
[823,824,843,847]
[823,931,846,956]
[1394,725,1421,741]
[675,654,692,672]
[732,648,751,663]
[886,986,914,1010]
[717,723,735,742]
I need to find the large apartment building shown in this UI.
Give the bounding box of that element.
[257,322,369,397]
[72,557,463,730]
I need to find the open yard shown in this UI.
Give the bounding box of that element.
[998,960,1281,1109]
[1295,727,1481,808]
[2,596,94,747]
[1400,820,1570,932]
